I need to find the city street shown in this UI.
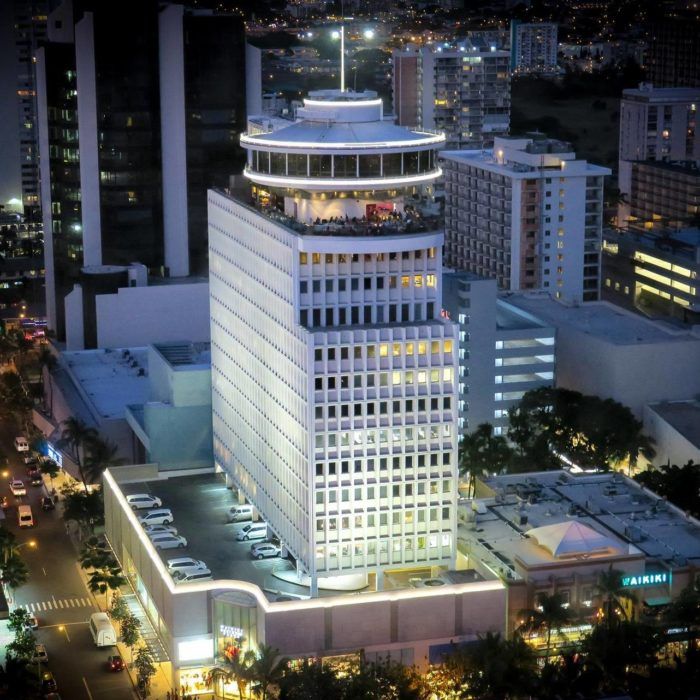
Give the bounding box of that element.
[0,424,134,699]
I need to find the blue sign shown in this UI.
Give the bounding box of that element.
[621,572,670,588]
[46,443,63,468]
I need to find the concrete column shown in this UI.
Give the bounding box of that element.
[376,569,384,591]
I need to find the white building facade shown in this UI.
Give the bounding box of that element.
[209,91,459,592]
[442,136,610,304]
[618,84,700,195]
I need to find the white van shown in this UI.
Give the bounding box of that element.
[226,505,253,523]
[14,436,29,452]
[89,612,117,647]
[137,509,173,526]
[236,522,268,541]
[18,505,34,528]
[174,569,213,584]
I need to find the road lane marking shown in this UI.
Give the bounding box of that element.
[41,602,47,610]
[82,676,93,700]
[67,599,75,607]
[57,600,64,608]
[42,567,47,576]
[80,597,88,606]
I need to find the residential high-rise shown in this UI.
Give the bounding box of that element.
[36,0,247,341]
[647,11,700,89]
[393,42,510,150]
[209,90,458,591]
[509,21,558,74]
[12,0,47,215]
[618,84,700,196]
[629,160,700,225]
[442,136,610,303]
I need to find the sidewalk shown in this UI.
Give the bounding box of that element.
[68,522,174,699]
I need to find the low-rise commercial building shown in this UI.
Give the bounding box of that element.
[442,272,555,436]
[643,400,700,468]
[464,469,700,646]
[103,465,506,693]
[505,294,700,419]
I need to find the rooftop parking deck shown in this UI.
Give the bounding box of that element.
[117,471,489,600]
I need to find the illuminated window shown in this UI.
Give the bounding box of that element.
[430,369,440,383]
[299,252,307,264]
[426,274,436,287]
[444,340,453,353]
[443,367,453,381]
[392,343,401,356]
[379,344,388,357]
[392,371,401,385]
[406,342,414,355]
[417,371,427,384]
[414,275,423,287]
[417,342,427,355]
[401,275,410,288]
[312,253,321,264]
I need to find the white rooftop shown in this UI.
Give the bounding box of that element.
[62,347,150,420]
[506,295,700,346]
[473,470,700,569]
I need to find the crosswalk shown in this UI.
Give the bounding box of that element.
[19,597,95,613]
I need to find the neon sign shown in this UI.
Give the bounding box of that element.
[621,572,670,588]
[219,625,244,638]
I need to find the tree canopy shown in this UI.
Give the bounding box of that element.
[507,387,655,471]
[634,461,700,518]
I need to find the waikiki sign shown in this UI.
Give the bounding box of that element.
[621,572,670,588]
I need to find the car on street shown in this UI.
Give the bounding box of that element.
[10,480,26,496]
[126,493,162,510]
[41,496,55,511]
[32,643,48,664]
[150,533,187,550]
[25,614,38,630]
[143,523,177,537]
[166,557,207,576]
[106,655,124,672]
[41,670,57,693]
[14,436,29,452]
[250,541,281,560]
[30,472,42,486]
[22,453,38,466]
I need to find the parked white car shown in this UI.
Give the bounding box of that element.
[166,557,207,576]
[174,569,213,584]
[32,643,48,664]
[150,534,187,550]
[250,541,281,560]
[143,524,177,537]
[126,494,162,510]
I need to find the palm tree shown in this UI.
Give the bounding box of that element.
[594,565,637,626]
[37,346,57,417]
[83,436,124,484]
[87,565,127,609]
[459,422,514,493]
[518,592,572,663]
[249,644,286,700]
[225,648,256,699]
[79,536,116,571]
[1,554,29,590]
[58,417,97,490]
[39,458,60,495]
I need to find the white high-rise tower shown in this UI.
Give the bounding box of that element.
[208,89,458,593]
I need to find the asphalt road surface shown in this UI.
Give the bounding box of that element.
[1,423,135,699]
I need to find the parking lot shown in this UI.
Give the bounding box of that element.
[120,473,299,596]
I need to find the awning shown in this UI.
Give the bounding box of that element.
[644,595,671,606]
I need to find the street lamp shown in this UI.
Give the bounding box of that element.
[363,28,375,39]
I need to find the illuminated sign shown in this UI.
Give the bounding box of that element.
[46,443,63,467]
[219,625,244,638]
[621,572,670,588]
[178,638,214,662]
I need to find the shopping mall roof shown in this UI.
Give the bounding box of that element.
[470,470,700,571]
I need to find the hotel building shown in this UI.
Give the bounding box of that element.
[443,136,610,304]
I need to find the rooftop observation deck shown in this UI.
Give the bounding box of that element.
[216,189,443,238]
